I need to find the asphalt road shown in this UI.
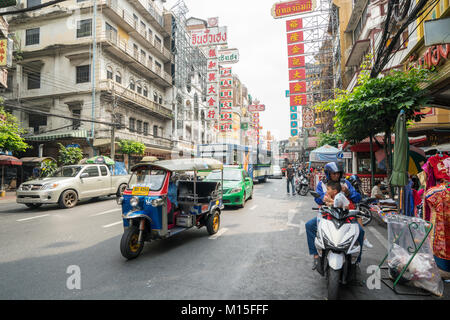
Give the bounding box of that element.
[0,178,448,300]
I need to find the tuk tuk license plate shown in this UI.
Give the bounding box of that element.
[132,187,150,196]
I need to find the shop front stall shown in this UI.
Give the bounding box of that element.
[0,155,22,193]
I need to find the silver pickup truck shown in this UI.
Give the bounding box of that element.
[16,164,130,209]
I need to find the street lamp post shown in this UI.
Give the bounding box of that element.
[110,79,146,160]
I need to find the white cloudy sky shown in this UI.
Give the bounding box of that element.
[165,0,291,141]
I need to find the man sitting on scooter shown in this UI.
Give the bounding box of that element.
[305,162,365,273]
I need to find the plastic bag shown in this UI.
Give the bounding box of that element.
[386,215,444,296]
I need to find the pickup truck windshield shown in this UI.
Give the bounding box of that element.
[207,169,241,181]
[129,169,166,191]
[50,166,83,177]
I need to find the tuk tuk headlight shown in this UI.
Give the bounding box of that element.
[117,196,124,205]
[130,196,139,207]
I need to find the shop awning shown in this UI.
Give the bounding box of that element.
[19,157,56,163]
[350,135,427,152]
[422,143,450,152]
[25,129,88,142]
[309,144,339,162]
[0,155,22,165]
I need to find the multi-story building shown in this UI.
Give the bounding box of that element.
[169,12,213,157]
[400,1,450,149]
[0,16,9,91]
[4,0,174,163]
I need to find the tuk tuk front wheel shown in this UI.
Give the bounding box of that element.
[206,211,220,235]
[120,226,144,260]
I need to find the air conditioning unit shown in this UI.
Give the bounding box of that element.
[38,126,47,134]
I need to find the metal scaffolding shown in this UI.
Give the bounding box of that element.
[294,0,339,136]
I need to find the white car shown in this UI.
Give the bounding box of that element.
[270,165,283,179]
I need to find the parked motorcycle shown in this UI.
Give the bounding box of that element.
[310,191,362,300]
[295,172,310,196]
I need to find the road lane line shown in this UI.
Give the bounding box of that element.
[90,208,121,217]
[102,221,123,228]
[250,205,258,210]
[16,214,50,222]
[209,228,228,239]
[368,226,387,250]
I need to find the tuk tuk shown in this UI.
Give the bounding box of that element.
[118,158,224,259]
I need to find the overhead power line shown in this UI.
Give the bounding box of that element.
[0,0,69,16]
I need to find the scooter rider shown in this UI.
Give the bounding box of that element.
[305,162,365,273]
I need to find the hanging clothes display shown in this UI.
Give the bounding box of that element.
[425,184,450,273]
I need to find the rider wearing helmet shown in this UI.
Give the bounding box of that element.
[306,162,365,273]
[314,162,361,206]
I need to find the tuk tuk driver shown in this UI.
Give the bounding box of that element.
[167,173,179,224]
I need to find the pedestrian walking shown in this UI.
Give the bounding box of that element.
[286,163,296,195]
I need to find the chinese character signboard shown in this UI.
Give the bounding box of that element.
[220,78,233,87]
[289,81,306,94]
[286,18,303,32]
[287,43,305,56]
[290,94,307,106]
[271,0,315,19]
[220,67,232,77]
[286,31,304,44]
[289,68,306,81]
[288,55,305,68]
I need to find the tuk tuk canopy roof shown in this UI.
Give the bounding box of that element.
[132,158,224,172]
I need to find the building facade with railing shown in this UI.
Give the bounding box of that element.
[3,0,174,161]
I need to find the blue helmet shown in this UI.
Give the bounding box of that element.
[324,162,343,181]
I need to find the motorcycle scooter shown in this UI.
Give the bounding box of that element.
[310,191,362,300]
[295,172,310,196]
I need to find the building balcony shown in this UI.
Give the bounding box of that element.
[99,31,172,87]
[98,0,173,64]
[99,80,173,120]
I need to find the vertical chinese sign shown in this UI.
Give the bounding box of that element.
[190,25,228,125]
[286,17,307,137]
[219,67,233,132]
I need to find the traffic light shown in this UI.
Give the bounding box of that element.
[0,0,17,8]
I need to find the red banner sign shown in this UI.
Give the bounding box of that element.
[290,94,307,106]
[272,0,315,19]
[287,31,304,44]
[288,55,305,68]
[289,81,306,94]
[288,68,306,81]
[287,43,305,56]
[286,18,303,32]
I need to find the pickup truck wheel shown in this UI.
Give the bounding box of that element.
[117,184,127,197]
[58,190,78,209]
[25,203,42,209]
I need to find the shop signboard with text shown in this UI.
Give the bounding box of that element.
[272,0,315,19]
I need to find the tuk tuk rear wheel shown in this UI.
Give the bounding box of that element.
[120,226,144,260]
[206,211,220,235]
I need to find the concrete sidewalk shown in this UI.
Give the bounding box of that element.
[0,191,17,204]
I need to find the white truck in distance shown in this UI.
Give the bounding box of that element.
[16,164,129,209]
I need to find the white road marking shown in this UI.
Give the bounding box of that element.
[90,208,121,217]
[17,214,50,222]
[102,221,123,228]
[250,205,258,210]
[209,227,228,239]
[368,226,387,250]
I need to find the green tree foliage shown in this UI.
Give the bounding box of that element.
[0,106,30,153]
[313,55,431,181]
[317,132,341,148]
[118,140,145,156]
[58,143,83,165]
[40,161,57,177]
